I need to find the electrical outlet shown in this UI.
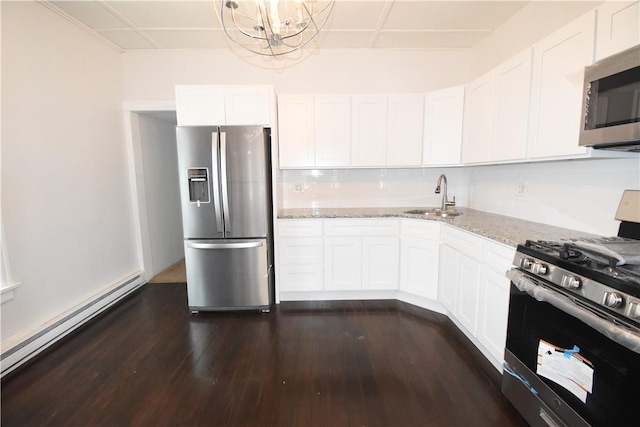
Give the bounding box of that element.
[515,181,528,198]
[293,184,304,193]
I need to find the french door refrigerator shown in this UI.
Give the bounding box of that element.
[176,125,273,312]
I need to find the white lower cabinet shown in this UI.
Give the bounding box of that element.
[439,225,514,370]
[399,220,440,300]
[324,237,362,290]
[477,240,515,366]
[477,268,511,364]
[438,244,458,313]
[362,237,400,290]
[324,219,400,291]
[278,218,400,294]
[455,254,481,335]
[277,219,323,292]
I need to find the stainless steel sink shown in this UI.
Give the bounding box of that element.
[404,208,462,218]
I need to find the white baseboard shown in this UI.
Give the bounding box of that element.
[0,271,146,378]
[278,289,448,316]
[396,291,447,315]
[279,289,398,302]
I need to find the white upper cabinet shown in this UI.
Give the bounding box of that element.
[277,95,315,168]
[462,72,494,164]
[351,95,388,167]
[176,85,273,126]
[422,86,465,166]
[387,95,424,166]
[314,95,351,167]
[224,85,273,126]
[277,94,424,169]
[527,11,596,159]
[596,1,640,60]
[462,48,532,165]
[175,85,226,126]
[491,49,533,161]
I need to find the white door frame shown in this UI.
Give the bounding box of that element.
[122,101,176,280]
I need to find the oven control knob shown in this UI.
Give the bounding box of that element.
[627,302,640,320]
[520,258,534,269]
[602,291,623,308]
[560,275,581,289]
[532,263,548,275]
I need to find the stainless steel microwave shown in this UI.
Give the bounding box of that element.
[579,45,640,151]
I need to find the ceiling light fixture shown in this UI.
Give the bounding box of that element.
[217,0,335,57]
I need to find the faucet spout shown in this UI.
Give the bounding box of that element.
[435,174,455,211]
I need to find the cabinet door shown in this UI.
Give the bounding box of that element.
[224,85,272,126]
[362,237,399,290]
[423,86,464,166]
[461,72,493,164]
[399,237,439,300]
[277,95,315,168]
[596,1,640,60]
[175,85,226,126]
[491,49,532,161]
[527,11,595,159]
[315,95,351,167]
[456,253,481,335]
[477,268,510,364]
[324,237,361,290]
[387,95,424,166]
[351,95,388,167]
[438,244,458,313]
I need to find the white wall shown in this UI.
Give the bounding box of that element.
[469,1,602,78]
[1,3,139,341]
[137,113,184,276]
[121,48,471,100]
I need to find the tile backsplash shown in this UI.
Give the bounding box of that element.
[278,168,469,209]
[277,157,639,237]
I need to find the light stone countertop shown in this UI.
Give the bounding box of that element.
[277,207,599,247]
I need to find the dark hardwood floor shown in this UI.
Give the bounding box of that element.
[1,284,527,426]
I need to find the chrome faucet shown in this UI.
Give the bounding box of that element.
[435,174,456,211]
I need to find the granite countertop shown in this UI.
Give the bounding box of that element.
[277,207,598,247]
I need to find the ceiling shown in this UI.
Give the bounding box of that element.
[42,0,536,51]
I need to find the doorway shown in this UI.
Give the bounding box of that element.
[128,110,185,283]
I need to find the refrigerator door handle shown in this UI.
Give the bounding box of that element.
[211,131,223,231]
[220,131,231,233]
[186,240,265,250]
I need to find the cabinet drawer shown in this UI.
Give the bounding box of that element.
[279,238,323,264]
[278,264,323,292]
[278,219,323,237]
[441,226,482,260]
[324,219,400,236]
[482,240,515,274]
[401,219,440,240]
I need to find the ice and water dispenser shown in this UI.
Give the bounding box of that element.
[187,168,210,207]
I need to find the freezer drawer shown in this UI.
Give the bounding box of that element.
[185,238,271,311]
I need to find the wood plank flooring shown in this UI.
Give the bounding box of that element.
[1,284,527,427]
[148,258,186,283]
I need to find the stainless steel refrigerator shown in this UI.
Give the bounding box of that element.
[176,125,273,312]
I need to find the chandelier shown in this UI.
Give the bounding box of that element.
[217,0,335,57]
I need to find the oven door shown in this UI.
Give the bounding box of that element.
[503,272,640,427]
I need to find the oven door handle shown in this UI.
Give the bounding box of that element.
[507,269,640,355]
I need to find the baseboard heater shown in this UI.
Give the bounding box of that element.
[0,272,145,378]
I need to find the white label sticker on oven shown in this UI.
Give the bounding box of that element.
[536,340,594,403]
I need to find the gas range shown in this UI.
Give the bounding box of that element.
[514,238,640,328]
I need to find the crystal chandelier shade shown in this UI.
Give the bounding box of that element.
[218,0,335,57]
